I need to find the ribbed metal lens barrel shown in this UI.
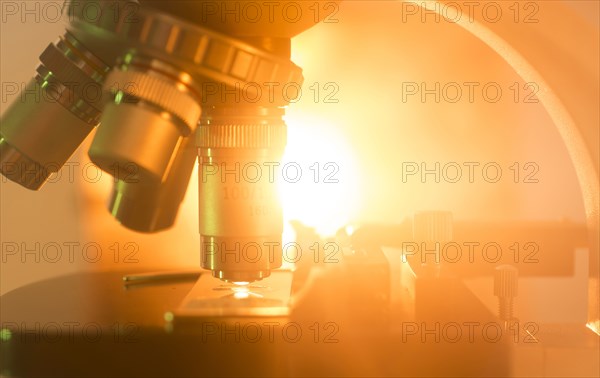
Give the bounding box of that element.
[89,56,202,184]
[0,32,108,190]
[198,106,286,283]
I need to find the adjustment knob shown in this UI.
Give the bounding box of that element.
[494,265,519,321]
[413,211,453,242]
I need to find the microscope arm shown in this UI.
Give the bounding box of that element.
[409,0,599,328]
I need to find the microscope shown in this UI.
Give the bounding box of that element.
[1,1,598,376]
[0,0,317,284]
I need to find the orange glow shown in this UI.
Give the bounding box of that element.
[279,114,361,236]
[0,1,598,376]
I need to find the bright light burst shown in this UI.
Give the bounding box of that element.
[279,114,361,236]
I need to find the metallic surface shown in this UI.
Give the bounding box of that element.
[67,0,304,248]
[107,131,198,232]
[89,57,201,184]
[494,265,519,322]
[410,211,454,276]
[0,0,307,281]
[198,106,286,282]
[417,0,599,331]
[0,33,109,189]
[66,0,304,102]
[0,1,599,376]
[141,1,342,38]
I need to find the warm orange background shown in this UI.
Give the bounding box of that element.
[1,0,597,299]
